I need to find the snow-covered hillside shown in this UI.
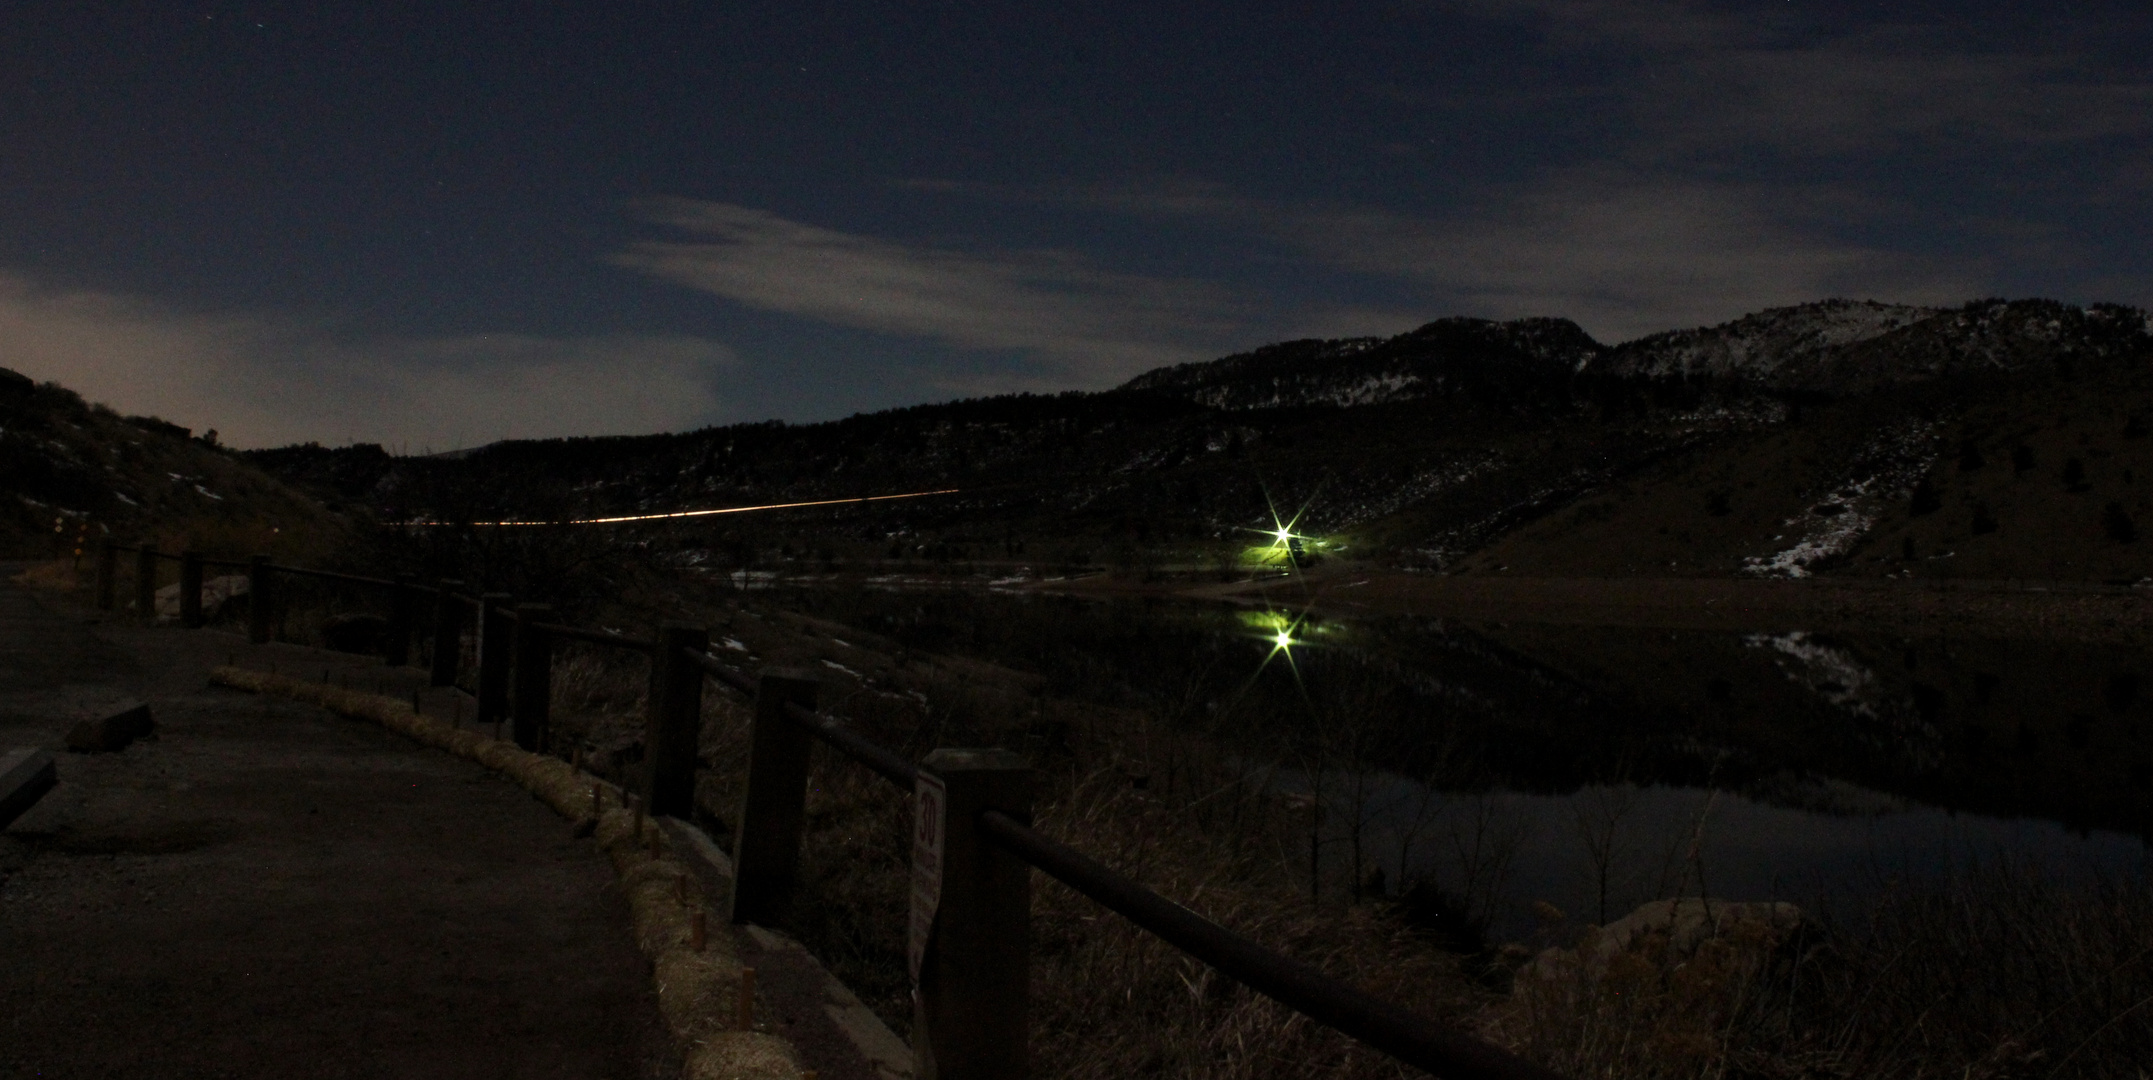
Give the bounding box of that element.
[1589,300,1940,384]
[1119,316,1599,411]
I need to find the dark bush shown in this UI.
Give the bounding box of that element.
[321,613,388,654]
[2102,501,2136,542]
[2065,457,2089,492]
[1909,476,1943,515]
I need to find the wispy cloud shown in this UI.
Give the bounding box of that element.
[611,197,1256,385]
[901,2,2149,342]
[1457,0,2153,158]
[922,171,1983,343]
[1270,173,1987,341]
[0,272,732,449]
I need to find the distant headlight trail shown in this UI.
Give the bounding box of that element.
[407,487,962,526]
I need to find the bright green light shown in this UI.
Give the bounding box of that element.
[1272,629,1295,649]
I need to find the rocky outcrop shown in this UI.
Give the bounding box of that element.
[1584,298,2152,395]
[1119,316,1601,411]
[1523,897,1804,985]
[154,574,248,620]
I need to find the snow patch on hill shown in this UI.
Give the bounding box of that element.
[1744,420,1937,578]
[1746,631,1882,716]
[1594,300,1941,384]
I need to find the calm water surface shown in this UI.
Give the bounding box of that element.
[1300,614,2153,939]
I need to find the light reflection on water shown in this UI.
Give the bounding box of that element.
[1264,613,2153,942]
[785,583,2152,940]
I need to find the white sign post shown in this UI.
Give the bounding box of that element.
[909,770,948,984]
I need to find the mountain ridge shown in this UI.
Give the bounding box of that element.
[1124,297,2152,410]
[14,294,2150,583]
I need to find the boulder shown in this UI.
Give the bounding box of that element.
[1525,897,1803,984]
[65,701,156,753]
[154,574,249,619]
[321,613,389,655]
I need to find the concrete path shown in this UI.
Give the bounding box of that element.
[0,573,680,1079]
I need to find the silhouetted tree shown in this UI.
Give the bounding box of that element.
[1910,476,1944,516]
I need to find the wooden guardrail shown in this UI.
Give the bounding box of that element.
[89,537,1567,1080]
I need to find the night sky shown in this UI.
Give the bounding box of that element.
[5,2,2149,449]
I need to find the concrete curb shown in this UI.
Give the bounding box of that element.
[1,747,59,828]
[210,666,808,1080]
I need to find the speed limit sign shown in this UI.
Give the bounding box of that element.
[908,770,948,983]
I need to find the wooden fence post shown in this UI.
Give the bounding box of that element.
[512,603,554,752]
[913,749,1032,1080]
[94,540,117,610]
[644,625,710,819]
[134,545,157,622]
[728,668,818,927]
[475,593,514,729]
[247,555,272,644]
[429,579,465,688]
[384,574,414,667]
[179,550,204,628]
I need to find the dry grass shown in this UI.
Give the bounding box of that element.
[668,643,1504,1078]
[1024,756,1488,1080]
[1483,864,2153,1080]
[251,572,2153,1079]
[699,619,2153,1080]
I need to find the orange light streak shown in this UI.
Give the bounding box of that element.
[408,488,961,526]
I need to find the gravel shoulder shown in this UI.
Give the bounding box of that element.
[0,572,681,1080]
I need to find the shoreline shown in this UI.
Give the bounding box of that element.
[1135,568,2153,645]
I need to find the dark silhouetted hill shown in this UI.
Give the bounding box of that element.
[228,297,2153,580]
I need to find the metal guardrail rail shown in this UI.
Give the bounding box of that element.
[532,621,656,654]
[93,537,1572,1080]
[264,562,401,589]
[683,645,1564,1080]
[978,809,1563,1080]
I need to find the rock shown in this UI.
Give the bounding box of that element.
[1525,897,1803,985]
[321,613,389,655]
[154,574,249,619]
[64,702,156,753]
[1601,897,1802,958]
[1,748,59,827]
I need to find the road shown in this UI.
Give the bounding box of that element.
[0,570,679,1079]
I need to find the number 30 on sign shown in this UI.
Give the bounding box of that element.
[909,771,948,984]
